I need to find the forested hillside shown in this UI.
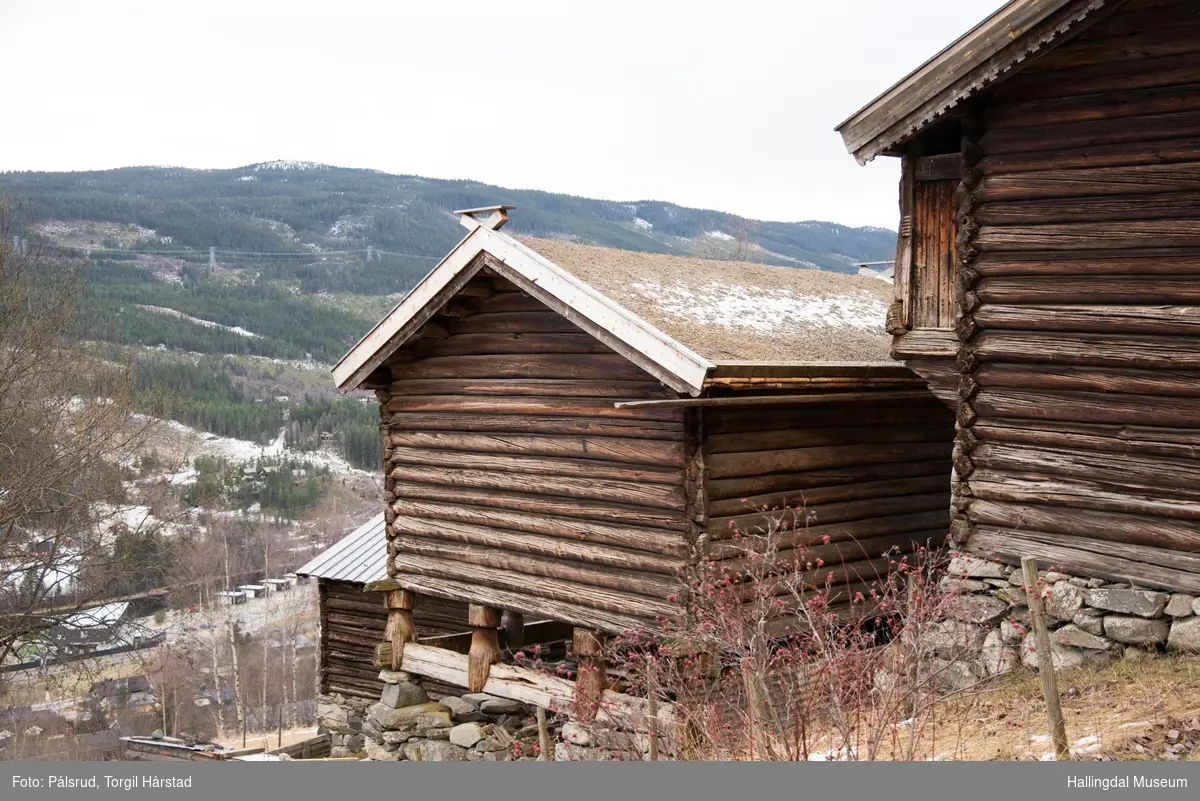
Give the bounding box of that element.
[1,162,895,472]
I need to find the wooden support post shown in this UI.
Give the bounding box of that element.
[502,610,525,651]
[383,589,417,671]
[573,628,607,725]
[536,706,552,761]
[467,604,502,693]
[1022,556,1069,761]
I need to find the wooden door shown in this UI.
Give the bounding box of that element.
[912,177,958,329]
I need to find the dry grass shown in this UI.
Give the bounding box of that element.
[877,655,1200,761]
[517,236,893,363]
[215,726,320,751]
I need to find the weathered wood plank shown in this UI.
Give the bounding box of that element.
[985,81,1200,131]
[977,219,1200,251]
[708,441,952,480]
[415,332,616,357]
[707,474,951,519]
[393,536,684,599]
[443,311,586,334]
[389,479,688,533]
[397,642,674,732]
[891,328,959,359]
[995,50,1200,105]
[970,331,1200,370]
[973,386,1200,428]
[393,555,680,622]
[968,498,1200,553]
[972,441,1200,496]
[391,507,687,564]
[974,417,1200,460]
[974,251,1200,277]
[708,460,952,501]
[1018,20,1200,76]
[975,304,1200,336]
[396,353,655,381]
[970,468,1200,521]
[977,275,1200,304]
[977,162,1200,202]
[976,191,1200,225]
[706,509,949,557]
[388,465,686,510]
[704,423,951,455]
[982,135,1200,175]
[704,401,947,433]
[969,527,1200,595]
[388,378,668,399]
[389,430,685,466]
[980,109,1200,157]
[710,492,950,538]
[388,412,682,438]
[389,445,682,485]
[394,575,655,635]
[387,394,681,421]
[976,362,1200,397]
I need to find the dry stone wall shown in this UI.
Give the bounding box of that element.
[938,554,1200,685]
[317,670,646,761]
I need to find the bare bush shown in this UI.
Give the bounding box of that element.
[569,508,983,761]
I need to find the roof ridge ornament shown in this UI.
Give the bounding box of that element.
[453,205,515,231]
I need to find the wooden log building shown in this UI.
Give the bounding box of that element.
[295,514,468,701]
[329,205,953,701]
[837,0,1200,592]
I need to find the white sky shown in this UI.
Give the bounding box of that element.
[5,0,1001,228]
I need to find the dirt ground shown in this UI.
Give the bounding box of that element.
[880,654,1200,761]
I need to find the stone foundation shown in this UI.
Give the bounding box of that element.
[936,554,1200,686]
[317,670,647,761]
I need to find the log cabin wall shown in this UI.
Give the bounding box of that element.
[318,579,468,699]
[953,0,1200,593]
[381,274,692,636]
[701,393,955,603]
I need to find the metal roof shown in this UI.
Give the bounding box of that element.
[295,514,386,585]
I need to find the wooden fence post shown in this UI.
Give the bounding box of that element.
[1022,556,1069,761]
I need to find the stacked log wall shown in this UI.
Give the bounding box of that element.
[318,579,467,699]
[955,0,1200,592]
[383,274,691,636]
[701,394,954,602]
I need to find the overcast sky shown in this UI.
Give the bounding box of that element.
[6,0,1000,228]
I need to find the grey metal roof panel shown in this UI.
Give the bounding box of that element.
[295,514,386,584]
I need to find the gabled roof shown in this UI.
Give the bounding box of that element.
[295,514,386,585]
[332,226,892,396]
[836,0,1116,164]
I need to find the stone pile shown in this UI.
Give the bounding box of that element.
[317,670,641,761]
[931,554,1200,687]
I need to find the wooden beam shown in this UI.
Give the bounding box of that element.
[613,390,934,409]
[394,642,674,736]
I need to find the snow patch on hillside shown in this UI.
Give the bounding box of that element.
[632,218,653,231]
[630,280,886,333]
[705,230,734,241]
[137,305,259,338]
[251,160,329,172]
